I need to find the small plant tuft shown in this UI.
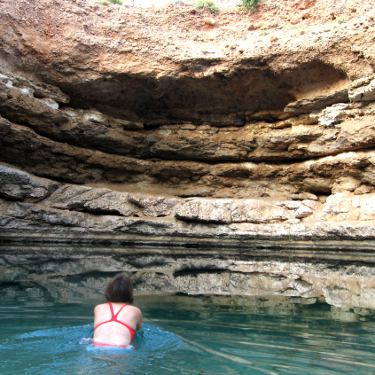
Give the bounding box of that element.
[98,0,123,5]
[196,0,219,13]
[240,0,260,10]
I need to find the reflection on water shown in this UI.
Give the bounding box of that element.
[0,294,374,375]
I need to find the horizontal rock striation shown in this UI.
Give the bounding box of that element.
[0,70,374,198]
[0,164,374,239]
[0,0,374,308]
[1,164,375,309]
[1,244,375,311]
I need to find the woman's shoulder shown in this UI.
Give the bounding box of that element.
[126,304,142,315]
[94,303,108,311]
[94,302,141,313]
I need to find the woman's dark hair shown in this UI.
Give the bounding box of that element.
[105,274,134,303]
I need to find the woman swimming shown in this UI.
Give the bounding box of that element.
[93,274,143,348]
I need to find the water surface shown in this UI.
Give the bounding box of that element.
[0,294,374,374]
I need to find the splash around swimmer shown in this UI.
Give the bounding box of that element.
[92,274,143,348]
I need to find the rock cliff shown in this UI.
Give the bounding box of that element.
[0,0,374,309]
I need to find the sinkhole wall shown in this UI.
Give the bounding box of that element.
[0,0,374,309]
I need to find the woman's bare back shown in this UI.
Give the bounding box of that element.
[93,302,142,347]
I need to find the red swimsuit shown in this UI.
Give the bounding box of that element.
[93,303,136,347]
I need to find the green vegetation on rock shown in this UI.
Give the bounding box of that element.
[240,0,260,10]
[196,0,219,13]
[98,0,123,5]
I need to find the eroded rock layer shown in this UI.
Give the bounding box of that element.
[1,244,375,311]
[0,0,374,308]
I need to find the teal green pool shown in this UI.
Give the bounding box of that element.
[0,294,374,374]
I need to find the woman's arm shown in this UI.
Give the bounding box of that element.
[137,309,143,330]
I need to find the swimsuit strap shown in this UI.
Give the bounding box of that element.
[94,303,135,341]
[112,303,135,340]
[113,303,127,319]
[93,303,117,331]
[109,302,115,318]
[115,321,136,341]
[93,319,112,331]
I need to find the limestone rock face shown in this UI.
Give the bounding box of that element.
[0,164,59,202]
[0,0,374,307]
[1,247,375,311]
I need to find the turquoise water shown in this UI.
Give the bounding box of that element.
[0,294,375,375]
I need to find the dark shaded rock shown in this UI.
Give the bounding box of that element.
[0,164,59,201]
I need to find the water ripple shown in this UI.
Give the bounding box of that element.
[0,297,374,375]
